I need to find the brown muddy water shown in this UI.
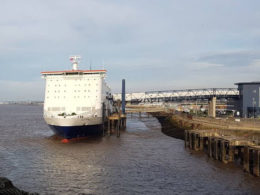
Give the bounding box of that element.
[0,105,259,195]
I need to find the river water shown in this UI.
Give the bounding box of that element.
[0,104,259,195]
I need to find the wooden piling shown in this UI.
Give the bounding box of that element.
[184,131,188,148]
[184,129,260,177]
[194,134,199,151]
[189,132,192,149]
[208,137,212,158]
[221,141,228,163]
[253,149,260,176]
[243,146,249,172]
[199,136,204,151]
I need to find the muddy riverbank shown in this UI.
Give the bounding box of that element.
[155,114,185,140]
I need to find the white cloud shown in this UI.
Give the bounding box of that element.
[0,1,260,99]
[187,62,224,70]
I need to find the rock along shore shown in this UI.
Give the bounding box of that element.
[0,177,38,195]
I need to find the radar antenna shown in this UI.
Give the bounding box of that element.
[69,55,81,70]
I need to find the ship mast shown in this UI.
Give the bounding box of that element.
[69,55,81,70]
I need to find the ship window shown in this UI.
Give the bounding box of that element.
[84,90,86,92]
[64,90,66,92]
[78,90,80,92]
[88,90,90,92]
[64,96,66,98]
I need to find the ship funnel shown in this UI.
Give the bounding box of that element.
[70,55,81,70]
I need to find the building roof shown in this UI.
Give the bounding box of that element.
[235,81,260,85]
[41,70,106,75]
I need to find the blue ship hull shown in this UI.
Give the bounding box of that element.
[49,125,103,139]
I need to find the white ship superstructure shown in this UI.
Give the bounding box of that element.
[41,56,113,139]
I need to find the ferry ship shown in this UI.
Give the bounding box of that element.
[41,56,114,139]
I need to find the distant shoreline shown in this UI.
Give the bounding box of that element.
[0,101,43,105]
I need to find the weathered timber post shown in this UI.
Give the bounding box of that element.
[208,137,212,158]
[117,101,121,137]
[121,79,126,115]
[221,141,228,163]
[117,119,120,137]
[228,144,235,162]
[189,132,193,149]
[243,146,249,172]
[214,139,218,160]
[194,134,199,151]
[185,131,188,148]
[249,148,254,174]
[253,149,260,176]
[217,139,222,160]
[199,136,204,151]
[108,119,111,136]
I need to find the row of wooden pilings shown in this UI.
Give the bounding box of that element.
[185,130,260,177]
[106,113,127,137]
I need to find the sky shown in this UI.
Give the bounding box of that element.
[1,0,260,101]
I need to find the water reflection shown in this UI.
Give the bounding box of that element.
[0,105,259,195]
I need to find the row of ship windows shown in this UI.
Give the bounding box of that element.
[46,96,98,99]
[49,78,98,82]
[48,83,99,87]
[47,90,99,93]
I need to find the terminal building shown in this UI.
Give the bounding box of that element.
[235,82,260,118]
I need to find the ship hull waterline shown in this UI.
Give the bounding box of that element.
[49,124,103,139]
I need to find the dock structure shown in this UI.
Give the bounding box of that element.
[105,79,127,137]
[107,113,126,137]
[185,129,260,176]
